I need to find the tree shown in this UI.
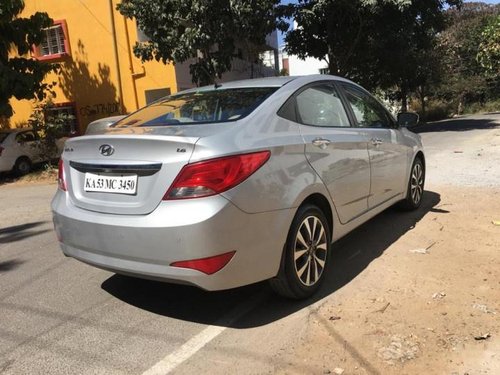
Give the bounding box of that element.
[118,0,288,86]
[0,0,58,118]
[285,0,462,111]
[436,3,500,114]
[477,15,500,78]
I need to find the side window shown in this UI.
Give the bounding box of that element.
[16,131,36,143]
[342,85,393,129]
[295,84,350,127]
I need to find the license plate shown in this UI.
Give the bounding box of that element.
[84,173,138,195]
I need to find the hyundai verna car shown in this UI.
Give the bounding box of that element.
[52,75,424,299]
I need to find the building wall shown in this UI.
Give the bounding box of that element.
[8,0,177,133]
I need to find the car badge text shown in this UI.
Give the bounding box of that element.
[99,144,115,156]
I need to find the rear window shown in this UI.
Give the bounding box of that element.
[114,87,277,127]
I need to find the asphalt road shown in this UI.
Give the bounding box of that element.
[0,113,499,374]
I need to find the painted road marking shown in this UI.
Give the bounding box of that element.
[142,292,267,375]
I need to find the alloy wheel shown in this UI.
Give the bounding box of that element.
[293,215,328,287]
[410,162,424,205]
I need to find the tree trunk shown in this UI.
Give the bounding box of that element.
[457,94,464,115]
[418,86,426,120]
[400,83,408,112]
[401,94,408,112]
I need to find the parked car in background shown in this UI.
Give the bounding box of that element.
[0,128,62,175]
[85,115,126,135]
[52,75,424,299]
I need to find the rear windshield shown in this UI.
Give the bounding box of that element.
[0,133,9,143]
[114,87,277,127]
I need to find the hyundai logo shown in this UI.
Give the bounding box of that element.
[99,144,115,156]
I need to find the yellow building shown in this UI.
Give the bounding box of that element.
[8,0,178,134]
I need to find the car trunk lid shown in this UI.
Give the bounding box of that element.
[62,134,198,215]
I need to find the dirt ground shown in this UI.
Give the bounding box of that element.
[273,119,500,375]
[271,186,499,375]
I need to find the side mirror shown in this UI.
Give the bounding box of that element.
[397,112,419,128]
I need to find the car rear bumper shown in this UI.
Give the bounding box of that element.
[52,191,293,291]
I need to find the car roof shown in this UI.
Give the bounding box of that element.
[0,127,33,134]
[177,74,356,94]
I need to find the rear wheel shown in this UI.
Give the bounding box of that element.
[398,157,425,211]
[14,157,32,176]
[270,204,331,299]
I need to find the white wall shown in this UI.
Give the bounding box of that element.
[287,55,328,76]
[175,58,277,91]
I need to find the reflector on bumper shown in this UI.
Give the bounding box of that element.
[170,251,236,275]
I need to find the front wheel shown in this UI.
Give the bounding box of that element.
[398,157,425,211]
[270,204,331,299]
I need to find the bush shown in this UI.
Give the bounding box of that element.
[28,102,74,162]
[411,99,454,122]
[464,100,500,114]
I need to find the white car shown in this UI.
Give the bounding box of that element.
[0,128,61,175]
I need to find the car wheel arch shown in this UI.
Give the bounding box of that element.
[300,193,334,239]
[415,151,425,170]
[273,192,335,278]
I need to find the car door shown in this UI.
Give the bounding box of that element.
[283,82,371,224]
[339,83,409,209]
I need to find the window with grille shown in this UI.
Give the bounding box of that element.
[33,20,70,60]
[42,25,66,55]
[45,103,79,136]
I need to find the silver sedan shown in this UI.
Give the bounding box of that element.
[52,75,425,299]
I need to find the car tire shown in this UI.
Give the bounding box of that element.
[269,204,331,299]
[14,157,32,176]
[398,157,425,211]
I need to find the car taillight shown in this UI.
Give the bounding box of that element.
[170,251,236,274]
[58,159,67,191]
[164,151,270,200]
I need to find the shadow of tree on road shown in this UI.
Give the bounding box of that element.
[0,259,25,272]
[412,117,499,133]
[0,221,50,244]
[102,191,441,328]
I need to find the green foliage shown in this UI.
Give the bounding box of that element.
[279,68,289,76]
[477,15,500,77]
[28,101,73,160]
[435,3,500,114]
[0,0,59,118]
[286,0,462,110]
[464,99,500,114]
[117,0,288,86]
[411,99,454,122]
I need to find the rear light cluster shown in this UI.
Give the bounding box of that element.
[58,159,67,191]
[164,151,270,200]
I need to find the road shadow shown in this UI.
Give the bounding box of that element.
[0,259,24,272]
[412,117,499,133]
[102,190,441,328]
[0,163,57,186]
[0,222,50,244]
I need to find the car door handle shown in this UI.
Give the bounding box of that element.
[312,138,331,149]
[371,138,383,146]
